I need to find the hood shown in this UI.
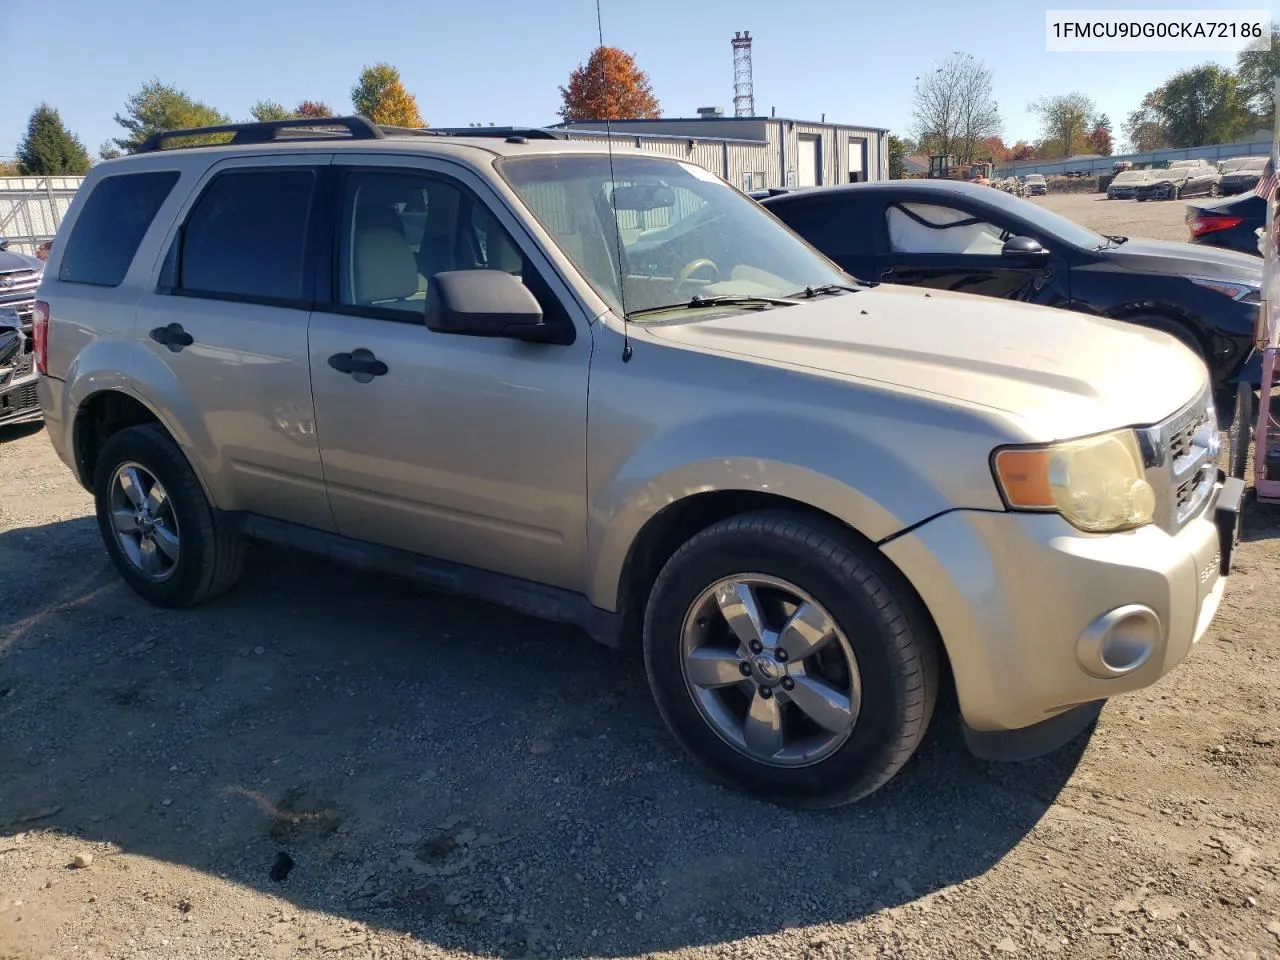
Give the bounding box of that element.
[641,284,1208,442]
[1144,170,1191,185]
[1102,237,1261,283]
[0,246,42,274]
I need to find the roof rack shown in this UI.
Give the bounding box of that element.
[430,126,565,140]
[136,115,446,153]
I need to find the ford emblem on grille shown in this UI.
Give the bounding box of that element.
[0,277,15,288]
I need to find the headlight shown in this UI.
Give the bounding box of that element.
[991,429,1156,533]
[1190,277,1260,303]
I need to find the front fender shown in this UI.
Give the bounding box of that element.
[585,410,1003,610]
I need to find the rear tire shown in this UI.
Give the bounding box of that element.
[93,424,243,608]
[642,510,939,809]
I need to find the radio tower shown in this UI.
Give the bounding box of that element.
[732,31,756,118]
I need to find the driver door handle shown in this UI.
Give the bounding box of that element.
[328,348,388,379]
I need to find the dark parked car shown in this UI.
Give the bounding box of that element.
[761,179,1261,396]
[1218,156,1268,195]
[1135,161,1220,201]
[1186,191,1264,258]
[0,239,43,428]
[1106,169,1152,199]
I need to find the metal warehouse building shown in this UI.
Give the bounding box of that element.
[548,110,888,192]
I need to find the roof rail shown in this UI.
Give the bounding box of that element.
[431,126,565,140]
[135,116,445,153]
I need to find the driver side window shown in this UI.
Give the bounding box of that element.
[886,202,1008,256]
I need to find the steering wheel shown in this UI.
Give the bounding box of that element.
[675,258,720,291]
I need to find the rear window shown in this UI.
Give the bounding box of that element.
[173,169,315,304]
[57,171,179,287]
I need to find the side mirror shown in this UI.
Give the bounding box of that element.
[1001,235,1049,262]
[425,270,552,342]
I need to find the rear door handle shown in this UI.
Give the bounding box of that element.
[328,348,388,381]
[149,322,193,352]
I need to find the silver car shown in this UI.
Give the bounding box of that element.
[34,117,1243,807]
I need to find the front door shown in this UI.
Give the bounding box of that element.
[306,158,591,592]
[873,198,1063,305]
[133,153,335,532]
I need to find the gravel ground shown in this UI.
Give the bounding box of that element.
[3,194,1280,960]
[1029,191,1196,243]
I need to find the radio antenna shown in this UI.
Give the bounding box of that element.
[595,0,633,362]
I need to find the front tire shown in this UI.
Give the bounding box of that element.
[1227,381,1254,481]
[642,510,939,808]
[93,424,243,608]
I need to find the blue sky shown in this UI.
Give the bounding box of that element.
[1,0,1269,161]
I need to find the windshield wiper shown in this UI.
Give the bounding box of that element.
[625,293,800,319]
[787,282,863,298]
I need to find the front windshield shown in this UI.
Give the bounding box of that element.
[1025,175,1045,183]
[498,154,849,318]
[1113,171,1149,184]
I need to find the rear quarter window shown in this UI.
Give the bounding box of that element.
[57,171,180,287]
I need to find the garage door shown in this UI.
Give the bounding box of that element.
[797,136,820,187]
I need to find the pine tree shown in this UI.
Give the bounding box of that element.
[16,105,91,176]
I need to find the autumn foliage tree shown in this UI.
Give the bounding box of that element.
[1085,114,1113,155]
[1009,141,1035,161]
[351,63,425,127]
[558,46,660,122]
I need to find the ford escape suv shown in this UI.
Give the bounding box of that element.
[35,117,1244,808]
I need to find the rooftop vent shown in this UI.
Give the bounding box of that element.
[696,106,725,118]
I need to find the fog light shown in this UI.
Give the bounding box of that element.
[1077,605,1161,678]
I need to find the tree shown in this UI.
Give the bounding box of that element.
[98,142,123,162]
[16,104,91,175]
[1122,89,1169,152]
[250,99,334,122]
[295,100,333,119]
[909,52,1002,165]
[981,135,1010,160]
[1156,64,1248,147]
[1029,92,1095,158]
[112,80,230,153]
[887,134,907,178]
[1236,23,1280,118]
[558,46,661,122]
[1085,114,1113,156]
[0,160,20,177]
[1009,141,1035,161]
[250,99,294,122]
[351,63,425,127]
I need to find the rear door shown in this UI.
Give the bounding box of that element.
[872,197,1063,304]
[133,153,335,532]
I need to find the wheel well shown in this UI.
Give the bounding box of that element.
[72,391,161,489]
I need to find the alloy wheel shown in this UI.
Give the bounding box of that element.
[679,574,861,767]
[108,462,181,581]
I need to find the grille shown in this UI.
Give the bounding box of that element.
[0,269,40,330]
[1139,385,1218,534]
[0,382,38,417]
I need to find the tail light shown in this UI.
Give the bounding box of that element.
[33,299,50,375]
[1187,214,1243,239]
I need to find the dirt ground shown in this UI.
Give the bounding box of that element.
[3,193,1280,960]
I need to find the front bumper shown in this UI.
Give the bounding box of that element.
[881,479,1241,754]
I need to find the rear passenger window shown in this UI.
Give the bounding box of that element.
[174,169,315,304]
[58,171,179,287]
